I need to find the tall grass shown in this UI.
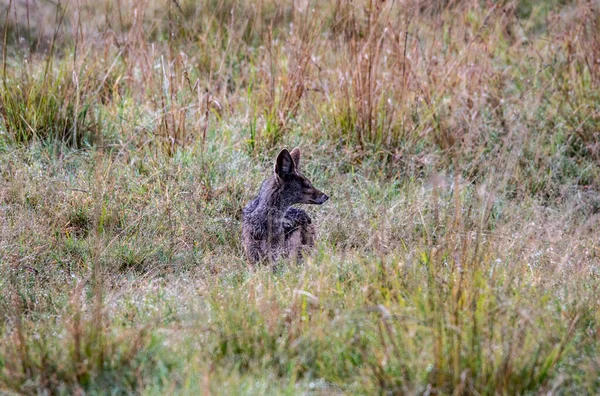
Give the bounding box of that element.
[0,0,599,394]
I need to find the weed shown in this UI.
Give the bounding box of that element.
[0,0,599,394]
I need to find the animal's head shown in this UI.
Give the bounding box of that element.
[274,147,329,205]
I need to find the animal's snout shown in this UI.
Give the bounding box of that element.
[316,193,329,204]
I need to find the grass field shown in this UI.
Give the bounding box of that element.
[1,0,599,394]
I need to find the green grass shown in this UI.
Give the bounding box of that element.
[1,0,599,394]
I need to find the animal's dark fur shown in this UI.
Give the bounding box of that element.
[242,148,328,264]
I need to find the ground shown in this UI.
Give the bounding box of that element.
[0,0,599,394]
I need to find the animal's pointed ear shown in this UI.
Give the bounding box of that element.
[290,147,301,169]
[274,149,295,179]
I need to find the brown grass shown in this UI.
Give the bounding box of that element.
[0,0,599,393]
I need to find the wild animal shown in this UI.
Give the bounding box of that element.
[242,147,329,264]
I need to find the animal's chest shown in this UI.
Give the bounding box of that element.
[254,218,286,260]
[265,218,286,241]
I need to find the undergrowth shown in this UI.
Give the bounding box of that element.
[0,0,599,394]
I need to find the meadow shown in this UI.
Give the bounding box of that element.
[0,0,599,394]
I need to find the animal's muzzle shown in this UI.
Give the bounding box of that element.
[315,193,329,204]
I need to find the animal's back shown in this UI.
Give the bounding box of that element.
[242,196,259,218]
[241,197,271,263]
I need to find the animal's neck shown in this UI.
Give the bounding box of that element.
[258,178,290,219]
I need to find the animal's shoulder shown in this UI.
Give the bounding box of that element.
[243,179,272,217]
[243,197,259,217]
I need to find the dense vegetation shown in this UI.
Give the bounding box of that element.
[1,0,599,393]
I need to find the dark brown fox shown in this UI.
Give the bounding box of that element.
[242,147,329,264]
